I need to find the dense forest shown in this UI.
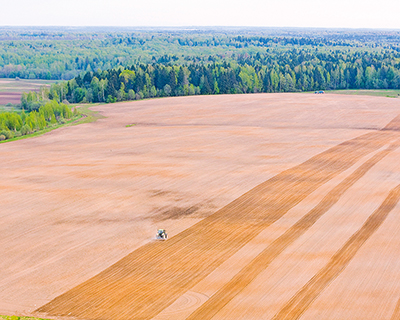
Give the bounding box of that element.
[38,48,400,105]
[1,27,400,80]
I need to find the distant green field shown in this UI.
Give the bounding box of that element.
[328,89,400,98]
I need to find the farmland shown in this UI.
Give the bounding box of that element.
[0,79,56,108]
[1,93,400,319]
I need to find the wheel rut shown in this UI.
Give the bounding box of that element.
[390,297,400,320]
[272,183,400,320]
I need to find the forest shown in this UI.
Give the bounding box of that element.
[1,27,400,107]
[39,48,400,105]
[1,27,400,80]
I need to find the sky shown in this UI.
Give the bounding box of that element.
[1,0,400,29]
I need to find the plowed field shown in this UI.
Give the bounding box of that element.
[0,79,56,106]
[2,93,400,320]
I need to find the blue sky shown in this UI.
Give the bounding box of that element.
[1,0,399,29]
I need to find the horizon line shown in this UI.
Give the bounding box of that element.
[1,25,400,31]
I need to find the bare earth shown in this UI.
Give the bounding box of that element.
[0,79,55,105]
[1,93,400,320]
[0,93,21,105]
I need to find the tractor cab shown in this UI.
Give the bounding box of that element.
[157,229,168,240]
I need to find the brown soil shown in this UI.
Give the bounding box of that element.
[0,92,22,104]
[187,137,400,320]
[273,183,400,320]
[391,299,400,320]
[38,129,400,320]
[1,93,400,319]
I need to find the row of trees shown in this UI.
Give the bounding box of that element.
[43,49,400,104]
[0,100,77,141]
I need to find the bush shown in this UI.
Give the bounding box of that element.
[0,134,5,141]
[0,130,14,139]
[20,124,31,135]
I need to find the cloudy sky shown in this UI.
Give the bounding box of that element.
[1,0,399,29]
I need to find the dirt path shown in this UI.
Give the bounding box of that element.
[38,127,400,320]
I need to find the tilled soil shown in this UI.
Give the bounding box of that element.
[2,93,400,319]
[0,92,21,105]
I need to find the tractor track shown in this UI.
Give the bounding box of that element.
[391,298,400,320]
[272,183,400,320]
[38,121,400,320]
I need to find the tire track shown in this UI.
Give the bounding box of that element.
[37,130,396,320]
[390,298,400,320]
[186,140,400,320]
[383,113,400,131]
[273,183,400,320]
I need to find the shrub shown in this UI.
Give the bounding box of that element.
[21,124,31,135]
[0,130,14,139]
[6,131,14,139]
[0,134,5,141]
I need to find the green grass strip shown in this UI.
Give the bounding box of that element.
[0,316,52,320]
[328,89,400,98]
[72,104,106,125]
[0,104,105,144]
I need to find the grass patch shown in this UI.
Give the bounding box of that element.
[0,316,52,320]
[0,104,21,111]
[72,104,105,125]
[328,89,400,98]
[126,123,136,127]
[0,104,104,144]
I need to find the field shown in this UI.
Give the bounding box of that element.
[329,89,400,98]
[0,79,56,107]
[2,93,400,319]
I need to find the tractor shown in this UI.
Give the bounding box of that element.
[156,229,168,240]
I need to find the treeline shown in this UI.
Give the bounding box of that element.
[2,27,400,80]
[0,100,78,141]
[45,48,400,104]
